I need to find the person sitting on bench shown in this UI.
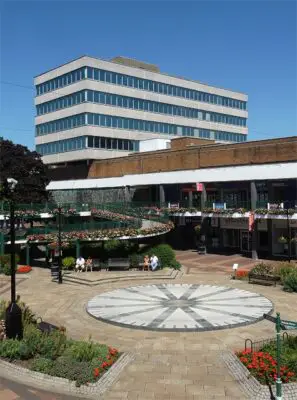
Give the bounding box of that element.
[150,254,159,271]
[75,256,85,272]
[143,255,150,271]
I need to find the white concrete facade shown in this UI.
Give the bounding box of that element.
[34,56,248,164]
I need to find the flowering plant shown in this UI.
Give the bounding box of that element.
[236,270,249,279]
[93,346,119,380]
[27,221,174,243]
[236,349,295,384]
[16,265,32,274]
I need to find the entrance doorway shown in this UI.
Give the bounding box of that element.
[241,230,252,253]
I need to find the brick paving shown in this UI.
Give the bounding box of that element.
[0,251,296,399]
[176,251,261,275]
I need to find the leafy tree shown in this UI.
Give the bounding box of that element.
[0,138,49,203]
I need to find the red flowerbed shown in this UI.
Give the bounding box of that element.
[236,349,295,384]
[93,347,119,379]
[16,265,32,274]
[236,270,249,279]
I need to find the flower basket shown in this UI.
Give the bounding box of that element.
[278,236,288,244]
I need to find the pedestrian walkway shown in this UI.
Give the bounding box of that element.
[0,377,77,400]
[0,251,294,399]
[176,250,262,275]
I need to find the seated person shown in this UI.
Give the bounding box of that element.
[86,256,93,271]
[143,255,150,271]
[150,254,159,271]
[75,256,85,272]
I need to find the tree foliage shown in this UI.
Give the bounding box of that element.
[0,138,49,203]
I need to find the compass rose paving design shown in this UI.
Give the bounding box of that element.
[87,284,273,332]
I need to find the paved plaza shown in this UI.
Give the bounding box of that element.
[0,250,296,399]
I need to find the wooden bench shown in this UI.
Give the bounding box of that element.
[36,317,58,333]
[107,258,130,271]
[249,273,280,287]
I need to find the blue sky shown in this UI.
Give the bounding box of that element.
[1,0,296,149]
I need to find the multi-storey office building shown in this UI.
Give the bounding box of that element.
[34,56,248,166]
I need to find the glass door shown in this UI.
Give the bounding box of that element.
[241,230,252,252]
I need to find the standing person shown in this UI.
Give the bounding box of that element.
[75,256,85,272]
[150,254,159,271]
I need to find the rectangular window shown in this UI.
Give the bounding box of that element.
[100,70,105,81]
[123,140,129,150]
[117,74,123,85]
[101,137,106,148]
[94,137,100,148]
[118,139,123,150]
[87,67,93,79]
[94,114,100,125]
[94,69,99,80]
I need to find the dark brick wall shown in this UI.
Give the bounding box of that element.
[87,137,297,179]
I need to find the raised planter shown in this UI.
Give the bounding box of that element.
[0,353,134,399]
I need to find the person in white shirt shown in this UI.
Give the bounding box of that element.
[75,256,85,273]
[150,255,159,271]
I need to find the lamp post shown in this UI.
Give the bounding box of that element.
[57,206,63,284]
[5,178,23,339]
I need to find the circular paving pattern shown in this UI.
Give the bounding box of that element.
[87,284,273,332]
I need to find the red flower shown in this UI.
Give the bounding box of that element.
[16,266,32,274]
[93,368,99,377]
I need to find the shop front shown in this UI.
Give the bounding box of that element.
[272,219,297,259]
[209,217,251,254]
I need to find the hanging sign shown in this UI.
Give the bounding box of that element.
[196,183,203,192]
[248,212,255,232]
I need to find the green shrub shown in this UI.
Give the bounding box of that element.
[38,330,67,360]
[49,356,95,386]
[274,262,297,283]
[0,339,21,360]
[170,260,181,270]
[129,253,140,268]
[64,338,109,362]
[250,262,275,276]
[19,342,33,360]
[283,271,297,292]
[62,257,75,270]
[23,324,43,357]
[145,244,176,268]
[31,356,54,374]
[0,254,19,275]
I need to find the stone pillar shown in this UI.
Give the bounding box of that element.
[188,191,193,208]
[201,184,207,210]
[26,243,30,265]
[250,181,257,210]
[267,219,273,258]
[124,186,131,203]
[76,240,80,259]
[159,185,165,208]
[250,181,258,259]
[267,181,274,204]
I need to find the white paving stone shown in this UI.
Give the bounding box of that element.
[86,284,273,331]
